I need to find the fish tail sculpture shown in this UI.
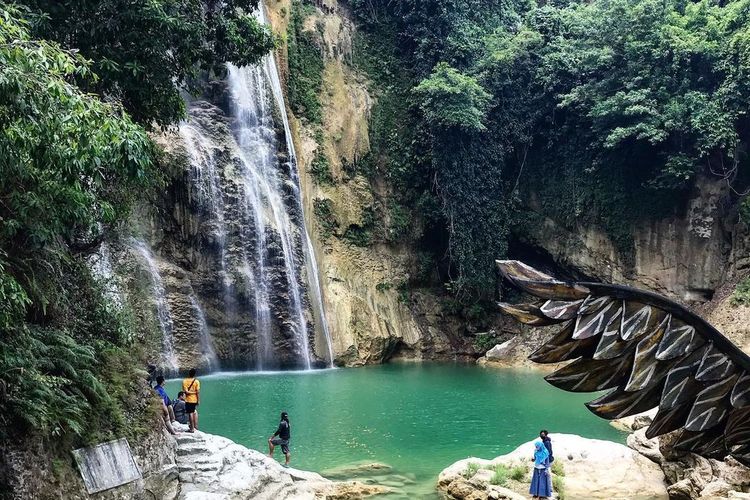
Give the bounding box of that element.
[496,260,750,464]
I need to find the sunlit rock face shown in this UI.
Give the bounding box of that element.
[439,434,669,500]
[266,0,478,366]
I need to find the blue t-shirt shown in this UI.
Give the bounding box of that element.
[155,385,171,406]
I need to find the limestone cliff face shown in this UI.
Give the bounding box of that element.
[88,0,476,374]
[267,0,476,365]
[516,176,735,302]
[515,175,750,354]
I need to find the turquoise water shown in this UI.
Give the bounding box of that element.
[166,363,625,497]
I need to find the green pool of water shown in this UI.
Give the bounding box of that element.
[166,362,625,498]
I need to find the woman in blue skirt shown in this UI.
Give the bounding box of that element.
[529,440,552,499]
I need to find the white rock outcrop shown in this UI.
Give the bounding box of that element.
[174,431,386,499]
[483,339,520,362]
[439,433,668,500]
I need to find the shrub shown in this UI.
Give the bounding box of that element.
[386,201,411,242]
[313,198,338,240]
[489,464,509,486]
[509,464,527,481]
[463,462,480,478]
[397,280,410,304]
[342,225,372,247]
[553,474,566,499]
[287,0,324,123]
[731,278,750,306]
[473,332,499,352]
[310,150,333,185]
[551,460,565,477]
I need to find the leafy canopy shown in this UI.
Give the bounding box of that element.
[414,62,491,131]
[350,0,750,298]
[23,0,276,125]
[0,7,152,440]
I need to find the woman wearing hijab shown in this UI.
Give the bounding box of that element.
[529,440,552,499]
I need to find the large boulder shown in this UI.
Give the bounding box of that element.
[439,434,668,500]
[656,450,750,500]
[174,431,387,499]
[483,339,520,362]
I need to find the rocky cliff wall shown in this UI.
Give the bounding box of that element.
[514,175,750,354]
[267,0,478,365]
[99,74,325,373]
[87,0,480,373]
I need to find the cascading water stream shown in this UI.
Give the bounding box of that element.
[257,9,335,367]
[160,7,335,370]
[132,239,179,375]
[180,119,231,299]
[227,62,313,370]
[89,240,123,309]
[189,293,220,371]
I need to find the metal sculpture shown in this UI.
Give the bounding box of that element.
[496,260,750,463]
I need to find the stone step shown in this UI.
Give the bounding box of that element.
[177,444,209,457]
[251,481,301,500]
[178,461,221,473]
[175,433,204,444]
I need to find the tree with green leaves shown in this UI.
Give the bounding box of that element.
[21,0,276,125]
[0,6,152,442]
[351,0,750,299]
[414,62,491,131]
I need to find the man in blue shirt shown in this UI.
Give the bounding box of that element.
[155,375,176,430]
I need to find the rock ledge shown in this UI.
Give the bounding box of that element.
[174,431,386,499]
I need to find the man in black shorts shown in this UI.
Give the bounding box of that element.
[268,411,291,466]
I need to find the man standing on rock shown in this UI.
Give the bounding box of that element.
[182,368,200,433]
[268,412,291,466]
[540,430,554,463]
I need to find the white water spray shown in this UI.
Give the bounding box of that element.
[132,239,179,375]
[189,293,220,371]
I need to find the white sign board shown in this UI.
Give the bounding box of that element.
[72,438,142,494]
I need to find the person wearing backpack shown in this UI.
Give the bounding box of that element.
[182,368,200,432]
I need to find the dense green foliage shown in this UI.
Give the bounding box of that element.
[287,0,324,123]
[731,277,750,306]
[0,8,153,441]
[413,62,491,131]
[1,0,274,476]
[22,0,275,125]
[350,0,750,298]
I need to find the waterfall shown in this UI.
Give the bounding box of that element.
[160,7,335,370]
[258,8,335,367]
[189,293,220,371]
[89,241,123,309]
[180,118,230,299]
[227,62,313,370]
[132,239,179,375]
[304,232,335,366]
